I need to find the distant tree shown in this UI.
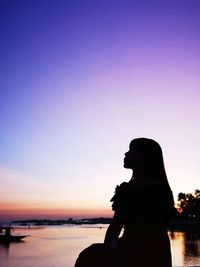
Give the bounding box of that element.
[178,190,200,219]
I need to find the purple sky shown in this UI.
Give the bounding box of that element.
[1,0,200,221]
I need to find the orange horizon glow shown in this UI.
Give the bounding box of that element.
[0,205,113,222]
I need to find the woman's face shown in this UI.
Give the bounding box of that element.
[123,143,144,170]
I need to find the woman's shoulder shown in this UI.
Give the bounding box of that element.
[115,182,130,193]
[111,180,155,197]
[110,182,129,202]
[111,180,170,201]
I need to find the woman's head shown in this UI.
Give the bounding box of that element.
[124,138,169,186]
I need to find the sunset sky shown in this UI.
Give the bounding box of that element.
[1,0,200,222]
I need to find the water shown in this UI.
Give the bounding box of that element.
[0,225,200,267]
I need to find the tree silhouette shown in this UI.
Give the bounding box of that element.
[178,190,200,219]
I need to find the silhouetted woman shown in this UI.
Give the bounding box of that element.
[74,138,175,267]
[104,138,175,267]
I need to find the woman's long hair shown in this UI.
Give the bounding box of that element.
[130,138,171,191]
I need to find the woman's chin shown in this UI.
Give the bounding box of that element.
[123,163,130,169]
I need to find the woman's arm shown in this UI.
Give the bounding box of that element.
[104,212,124,247]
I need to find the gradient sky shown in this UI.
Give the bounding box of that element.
[1,0,200,221]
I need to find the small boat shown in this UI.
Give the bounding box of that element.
[0,226,29,243]
[0,234,29,243]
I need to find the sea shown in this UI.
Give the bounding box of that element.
[0,225,200,267]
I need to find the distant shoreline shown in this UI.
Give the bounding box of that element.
[10,217,112,226]
[6,218,200,231]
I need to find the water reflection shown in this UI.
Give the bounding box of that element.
[0,227,200,267]
[169,230,200,266]
[183,231,200,266]
[0,242,10,260]
[184,231,200,256]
